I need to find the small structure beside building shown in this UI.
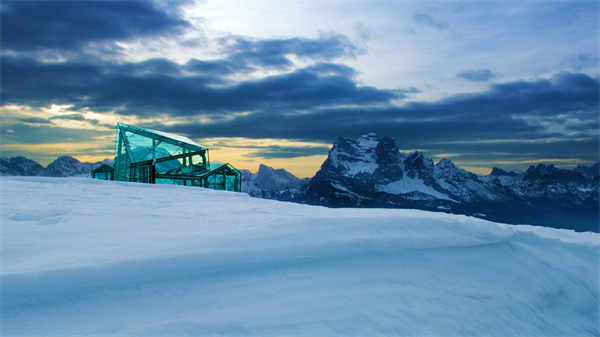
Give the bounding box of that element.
[91,164,114,180]
[91,123,241,192]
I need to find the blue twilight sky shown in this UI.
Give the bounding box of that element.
[1,0,598,176]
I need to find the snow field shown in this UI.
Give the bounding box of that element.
[1,176,598,336]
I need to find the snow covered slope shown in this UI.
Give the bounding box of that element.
[1,177,598,337]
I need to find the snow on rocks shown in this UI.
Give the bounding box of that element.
[328,134,379,176]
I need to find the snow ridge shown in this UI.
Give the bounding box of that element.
[1,176,598,337]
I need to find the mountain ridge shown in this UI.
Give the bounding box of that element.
[244,133,599,232]
[3,138,598,231]
[0,156,112,177]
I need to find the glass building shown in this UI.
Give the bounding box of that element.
[93,123,241,192]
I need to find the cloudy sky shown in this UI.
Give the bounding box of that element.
[1,0,598,177]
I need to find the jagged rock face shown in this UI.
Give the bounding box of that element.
[327,133,380,178]
[306,134,382,203]
[241,164,308,201]
[373,137,404,183]
[253,164,304,191]
[404,152,434,184]
[490,167,519,177]
[575,162,600,179]
[306,134,455,205]
[307,134,497,206]
[0,156,45,176]
[524,164,586,184]
[306,134,385,204]
[504,164,596,205]
[301,133,599,231]
[432,158,496,202]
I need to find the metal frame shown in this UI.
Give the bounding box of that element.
[112,123,241,192]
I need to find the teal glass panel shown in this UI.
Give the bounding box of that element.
[111,123,241,191]
[113,131,131,181]
[225,175,236,191]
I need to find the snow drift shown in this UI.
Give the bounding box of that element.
[1,176,598,336]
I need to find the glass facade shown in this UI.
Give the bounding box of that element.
[98,123,241,192]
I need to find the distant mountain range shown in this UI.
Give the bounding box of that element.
[241,164,308,201]
[3,137,598,232]
[0,156,112,177]
[242,133,599,232]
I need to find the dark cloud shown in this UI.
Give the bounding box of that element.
[14,117,52,124]
[49,114,87,122]
[184,59,250,77]
[563,54,600,71]
[1,1,189,53]
[4,50,596,157]
[1,56,401,117]
[247,146,331,159]
[48,113,104,126]
[413,13,449,30]
[1,9,598,168]
[457,69,496,82]
[433,138,600,163]
[221,34,358,70]
[0,124,110,144]
[156,72,599,165]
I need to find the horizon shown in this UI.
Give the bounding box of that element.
[6,138,599,179]
[1,1,599,178]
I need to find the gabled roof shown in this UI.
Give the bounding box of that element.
[92,163,114,173]
[117,123,207,152]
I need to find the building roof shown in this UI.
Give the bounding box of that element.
[92,163,114,173]
[117,123,207,152]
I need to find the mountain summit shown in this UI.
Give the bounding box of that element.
[272,133,598,232]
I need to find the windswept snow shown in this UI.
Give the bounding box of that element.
[1,176,599,337]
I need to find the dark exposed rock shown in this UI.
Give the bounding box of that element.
[247,134,599,232]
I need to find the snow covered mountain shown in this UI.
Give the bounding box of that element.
[297,134,599,232]
[0,156,45,176]
[0,156,112,177]
[1,176,598,336]
[241,164,309,201]
[304,133,495,206]
[42,156,96,177]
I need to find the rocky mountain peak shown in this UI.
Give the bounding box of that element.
[574,162,600,179]
[1,155,113,177]
[327,134,381,177]
[435,158,456,170]
[373,137,403,182]
[404,151,434,182]
[246,164,304,193]
[43,156,93,177]
[489,167,520,176]
[53,155,80,165]
[433,158,460,179]
[524,164,585,183]
[255,164,301,187]
[0,156,45,176]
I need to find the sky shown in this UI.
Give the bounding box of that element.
[1,0,599,177]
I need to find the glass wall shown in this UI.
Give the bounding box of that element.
[111,123,241,192]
